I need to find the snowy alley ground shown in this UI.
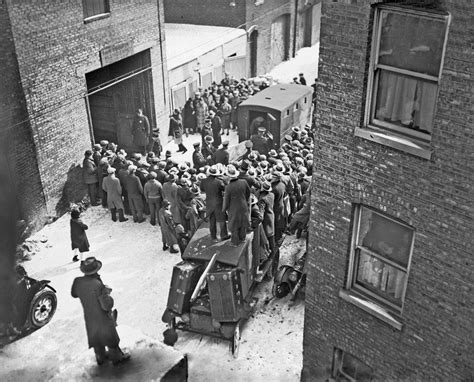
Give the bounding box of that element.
[0,176,306,381]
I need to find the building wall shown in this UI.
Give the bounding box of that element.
[163,0,246,27]
[303,0,473,380]
[294,0,321,51]
[245,0,294,75]
[6,0,168,216]
[0,3,47,230]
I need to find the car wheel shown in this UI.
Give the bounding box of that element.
[29,289,57,328]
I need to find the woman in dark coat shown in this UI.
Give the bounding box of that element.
[71,257,130,365]
[70,209,89,262]
[183,98,195,135]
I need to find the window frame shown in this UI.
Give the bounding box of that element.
[346,204,415,315]
[332,348,373,382]
[83,0,111,23]
[359,5,451,156]
[171,82,187,113]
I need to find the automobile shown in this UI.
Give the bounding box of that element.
[0,265,57,345]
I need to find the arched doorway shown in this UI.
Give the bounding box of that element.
[249,29,258,77]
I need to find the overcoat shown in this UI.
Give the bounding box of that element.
[132,114,150,147]
[213,148,229,166]
[194,99,208,131]
[271,179,287,232]
[70,218,90,252]
[82,157,98,184]
[177,185,194,226]
[71,275,120,348]
[223,178,250,231]
[158,207,178,246]
[162,181,181,224]
[219,102,232,130]
[200,176,227,222]
[258,191,275,237]
[168,115,183,144]
[201,143,216,163]
[102,175,124,210]
[211,115,222,148]
[192,150,207,169]
[183,99,195,131]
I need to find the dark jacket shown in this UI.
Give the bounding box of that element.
[70,218,89,252]
[200,176,227,222]
[168,115,183,139]
[158,207,178,246]
[133,114,150,146]
[124,174,143,197]
[211,115,222,148]
[192,150,207,169]
[223,178,250,231]
[238,172,260,191]
[71,275,120,348]
[213,148,229,166]
[258,191,275,237]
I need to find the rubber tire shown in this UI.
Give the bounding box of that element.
[28,289,57,328]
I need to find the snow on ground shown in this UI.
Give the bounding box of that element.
[265,44,319,85]
[0,132,306,381]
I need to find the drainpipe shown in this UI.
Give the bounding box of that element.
[293,0,299,58]
[157,0,167,107]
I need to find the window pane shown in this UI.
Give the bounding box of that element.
[374,70,437,134]
[358,207,413,267]
[201,72,212,90]
[356,250,406,303]
[173,87,186,110]
[188,80,198,99]
[378,10,446,76]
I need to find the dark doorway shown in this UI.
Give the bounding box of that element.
[249,30,258,77]
[86,50,155,153]
[271,14,291,65]
[303,6,313,47]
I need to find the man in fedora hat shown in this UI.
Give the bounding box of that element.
[200,165,229,242]
[250,125,272,156]
[223,165,251,246]
[82,150,99,206]
[201,135,215,163]
[213,140,230,166]
[168,109,187,154]
[192,142,207,170]
[71,257,130,365]
[132,108,150,155]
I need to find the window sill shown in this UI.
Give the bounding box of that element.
[354,127,432,160]
[339,289,403,331]
[84,13,110,24]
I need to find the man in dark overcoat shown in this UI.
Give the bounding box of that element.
[238,161,260,191]
[223,165,251,246]
[192,142,207,170]
[200,166,230,241]
[250,126,272,156]
[209,110,222,149]
[213,141,230,166]
[271,171,287,246]
[82,150,99,206]
[71,257,130,365]
[102,167,128,222]
[132,108,150,155]
[258,181,275,255]
[124,165,145,223]
[201,135,216,164]
[168,109,187,153]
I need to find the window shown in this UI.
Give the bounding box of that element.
[172,84,187,112]
[361,6,450,154]
[200,71,213,90]
[332,348,373,382]
[294,103,299,111]
[83,0,110,20]
[347,205,415,314]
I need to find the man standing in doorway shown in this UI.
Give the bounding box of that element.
[132,108,150,155]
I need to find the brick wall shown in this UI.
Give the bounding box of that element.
[6,0,168,217]
[0,3,47,231]
[303,0,473,380]
[163,0,246,27]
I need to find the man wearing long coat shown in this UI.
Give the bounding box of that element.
[82,150,99,206]
[102,168,127,222]
[271,173,287,245]
[223,166,251,246]
[124,166,145,223]
[162,175,181,225]
[200,167,229,241]
[258,181,275,255]
[158,200,179,253]
[132,108,150,155]
[71,257,129,365]
[213,141,230,166]
[209,110,222,149]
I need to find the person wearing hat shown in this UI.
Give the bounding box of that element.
[124,165,145,223]
[270,170,287,246]
[186,184,205,237]
[158,200,179,253]
[70,208,90,262]
[200,165,230,242]
[223,165,251,246]
[200,117,213,145]
[209,109,222,149]
[92,144,102,166]
[250,125,272,156]
[219,96,232,136]
[71,257,130,365]
[193,92,208,134]
[132,108,150,155]
[236,140,253,162]
[201,135,215,163]
[99,140,109,156]
[298,73,307,85]
[98,156,111,208]
[258,181,276,257]
[83,150,99,206]
[168,109,187,154]
[143,171,163,226]
[238,160,260,191]
[183,98,195,136]
[162,174,181,227]
[213,140,230,166]
[192,141,207,170]
[176,177,194,233]
[102,167,128,223]
[230,89,241,131]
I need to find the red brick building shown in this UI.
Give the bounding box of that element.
[303,0,473,380]
[164,0,321,77]
[1,0,169,230]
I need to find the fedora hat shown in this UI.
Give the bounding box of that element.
[207,165,221,177]
[261,181,272,192]
[80,257,102,275]
[250,194,258,205]
[226,165,239,179]
[204,135,214,143]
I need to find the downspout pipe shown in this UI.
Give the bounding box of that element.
[293,0,299,58]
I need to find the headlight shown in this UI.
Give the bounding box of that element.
[289,271,298,282]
